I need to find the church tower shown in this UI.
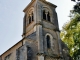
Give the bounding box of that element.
[22,0,67,60]
[0,0,70,60]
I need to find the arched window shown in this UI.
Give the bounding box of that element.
[43,10,46,20]
[43,10,51,22]
[28,12,34,25]
[29,16,31,24]
[47,12,50,22]
[27,47,32,60]
[46,35,51,48]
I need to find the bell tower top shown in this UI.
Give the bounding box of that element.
[22,0,58,37]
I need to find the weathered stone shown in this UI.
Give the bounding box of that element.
[0,0,70,60]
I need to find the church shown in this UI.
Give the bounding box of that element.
[0,0,70,60]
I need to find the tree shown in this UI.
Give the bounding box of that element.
[73,2,80,14]
[60,3,80,60]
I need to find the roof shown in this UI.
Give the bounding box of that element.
[0,37,25,56]
[23,0,35,12]
[0,36,37,57]
[23,0,57,12]
[41,0,57,7]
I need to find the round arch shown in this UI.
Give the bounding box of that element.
[42,6,53,22]
[27,7,34,24]
[27,7,34,17]
[45,33,53,48]
[42,6,53,15]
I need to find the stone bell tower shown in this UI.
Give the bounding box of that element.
[22,0,64,60]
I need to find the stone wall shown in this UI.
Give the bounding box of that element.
[0,57,1,60]
[25,39,38,60]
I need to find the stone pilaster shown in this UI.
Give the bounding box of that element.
[36,24,44,53]
[56,31,62,57]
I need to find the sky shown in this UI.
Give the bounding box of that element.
[0,0,75,55]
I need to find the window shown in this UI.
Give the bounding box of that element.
[27,47,32,60]
[43,10,51,22]
[46,35,51,48]
[43,10,46,20]
[29,16,31,24]
[28,12,34,24]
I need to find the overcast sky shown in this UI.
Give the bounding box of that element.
[0,0,75,55]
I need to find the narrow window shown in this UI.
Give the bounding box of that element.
[47,12,50,22]
[46,35,51,48]
[32,13,34,21]
[43,10,46,20]
[29,16,31,24]
[27,47,32,60]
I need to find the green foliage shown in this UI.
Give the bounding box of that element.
[73,2,80,14]
[60,14,80,59]
[73,49,80,60]
[60,2,80,59]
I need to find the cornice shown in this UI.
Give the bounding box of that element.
[23,0,57,12]
[40,0,57,8]
[23,0,35,12]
